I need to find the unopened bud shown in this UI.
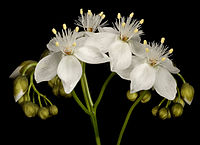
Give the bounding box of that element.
[13,76,28,102]
[167,108,171,119]
[48,76,58,88]
[22,102,37,118]
[49,105,58,116]
[38,107,49,120]
[173,97,185,107]
[59,83,72,98]
[158,107,168,120]
[126,90,138,101]
[140,90,151,103]
[181,83,194,105]
[152,106,159,116]
[171,103,183,117]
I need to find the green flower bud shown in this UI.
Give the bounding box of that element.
[52,85,60,97]
[13,76,28,102]
[152,106,159,116]
[38,107,49,120]
[167,108,171,119]
[126,90,138,101]
[158,107,168,120]
[22,102,37,118]
[181,83,194,105]
[173,97,185,107]
[19,60,37,76]
[171,103,183,117]
[140,90,151,103]
[49,105,58,116]
[59,83,72,98]
[40,49,50,59]
[48,76,59,88]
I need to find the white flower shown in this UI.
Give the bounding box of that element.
[75,9,107,32]
[84,12,144,71]
[34,25,109,94]
[117,38,180,100]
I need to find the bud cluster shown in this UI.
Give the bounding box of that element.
[127,90,151,103]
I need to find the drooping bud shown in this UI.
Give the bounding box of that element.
[171,103,183,117]
[49,105,58,116]
[48,76,58,88]
[158,107,168,120]
[167,108,171,119]
[126,90,138,101]
[173,97,185,107]
[22,102,37,118]
[59,83,72,98]
[13,76,28,102]
[152,106,159,116]
[181,83,194,105]
[38,107,49,120]
[140,90,151,103]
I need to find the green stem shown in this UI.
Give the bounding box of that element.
[116,91,147,145]
[72,90,90,115]
[177,87,181,103]
[90,113,101,145]
[177,73,186,84]
[158,98,166,107]
[22,62,37,76]
[94,72,115,112]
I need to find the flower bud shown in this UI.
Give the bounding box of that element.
[173,97,185,107]
[48,76,58,88]
[19,60,37,76]
[167,108,171,119]
[49,105,58,116]
[22,102,37,118]
[59,83,72,98]
[171,103,183,117]
[13,76,28,102]
[140,90,151,103]
[52,85,60,97]
[152,106,159,116]
[158,107,168,120]
[126,90,138,101]
[38,107,49,120]
[40,49,50,59]
[181,83,194,105]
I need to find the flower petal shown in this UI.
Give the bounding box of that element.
[113,56,144,80]
[109,40,132,71]
[130,63,156,93]
[153,67,177,100]
[57,55,82,94]
[9,65,22,79]
[34,52,61,83]
[130,41,146,58]
[47,38,61,52]
[160,58,180,74]
[74,45,110,64]
[84,32,117,53]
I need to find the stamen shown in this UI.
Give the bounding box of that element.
[161,37,165,44]
[88,10,92,16]
[121,22,126,27]
[140,19,144,24]
[129,12,134,18]
[101,14,106,19]
[52,28,57,35]
[63,24,67,30]
[169,48,173,54]
[80,8,83,15]
[134,28,138,33]
[145,47,149,52]
[55,41,59,47]
[117,13,121,19]
[75,26,79,32]
[72,42,76,47]
[143,40,147,45]
[99,11,104,17]
[161,57,166,61]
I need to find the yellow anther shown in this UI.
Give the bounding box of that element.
[101,14,106,19]
[88,10,92,16]
[161,37,165,44]
[134,28,138,33]
[121,22,126,27]
[140,19,144,24]
[55,41,59,47]
[129,12,134,18]
[145,47,149,52]
[52,28,57,35]
[169,48,173,54]
[143,40,147,45]
[161,57,166,61]
[63,24,67,30]
[75,26,79,32]
[117,13,121,19]
[99,11,104,17]
[72,42,76,47]
[80,8,83,15]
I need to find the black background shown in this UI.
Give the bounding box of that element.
[5,1,200,145]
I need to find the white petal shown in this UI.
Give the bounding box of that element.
[153,67,177,100]
[47,38,61,52]
[9,66,22,79]
[130,63,156,93]
[130,41,146,58]
[84,32,117,53]
[57,55,82,94]
[160,58,180,74]
[34,52,61,83]
[98,27,119,34]
[14,90,25,102]
[74,46,110,64]
[109,40,132,70]
[113,56,144,80]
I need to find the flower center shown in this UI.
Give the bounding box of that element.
[149,59,158,66]
[64,48,72,55]
[121,35,129,42]
[87,27,93,32]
